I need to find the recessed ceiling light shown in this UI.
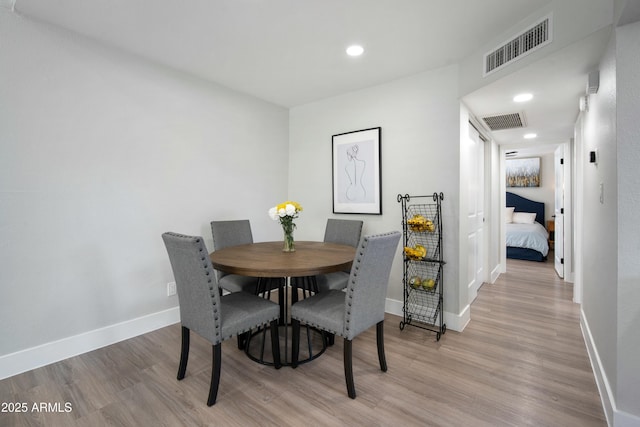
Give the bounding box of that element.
[513,93,533,103]
[346,45,364,57]
[524,133,537,139]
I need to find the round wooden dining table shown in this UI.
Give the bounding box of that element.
[209,241,356,366]
[209,241,355,278]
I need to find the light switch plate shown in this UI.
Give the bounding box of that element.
[599,182,604,204]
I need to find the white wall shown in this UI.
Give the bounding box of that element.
[580,29,619,422]
[613,18,640,422]
[458,106,473,317]
[579,16,640,424]
[487,139,502,282]
[289,66,463,327]
[0,11,289,374]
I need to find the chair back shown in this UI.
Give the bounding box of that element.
[343,231,401,340]
[324,219,363,274]
[211,220,253,280]
[324,219,363,247]
[162,232,222,345]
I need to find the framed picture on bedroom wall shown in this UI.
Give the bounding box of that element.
[506,157,540,188]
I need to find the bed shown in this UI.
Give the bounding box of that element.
[506,192,549,262]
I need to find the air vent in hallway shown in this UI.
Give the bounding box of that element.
[481,112,526,131]
[484,14,552,76]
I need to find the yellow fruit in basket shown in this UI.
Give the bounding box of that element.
[404,245,427,259]
[408,214,436,232]
[422,278,436,289]
[403,246,415,257]
[407,214,425,224]
[409,276,422,288]
[408,215,426,231]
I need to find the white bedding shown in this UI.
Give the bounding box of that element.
[506,222,549,256]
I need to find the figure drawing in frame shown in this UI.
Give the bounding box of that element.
[343,143,369,202]
[332,127,381,214]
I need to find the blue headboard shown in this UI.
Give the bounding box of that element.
[506,192,545,225]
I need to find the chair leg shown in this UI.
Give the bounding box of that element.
[237,332,247,350]
[291,319,300,368]
[278,279,286,325]
[207,343,222,406]
[327,333,336,346]
[291,278,299,304]
[177,326,190,380]
[343,338,356,399]
[269,319,282,369]
[376,321,387,372]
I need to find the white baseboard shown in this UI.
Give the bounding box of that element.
[385,297,469,332]
[0,307,180,380]
[581,310,614,426]
[490,264,501,283]
[385,297,404,318]
[581,310,640,427]
[453,303,471,331]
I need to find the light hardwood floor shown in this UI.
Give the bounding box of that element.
[1,257,606,426]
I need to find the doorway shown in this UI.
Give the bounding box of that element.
[466,123,485,303]
[498,142,574,296]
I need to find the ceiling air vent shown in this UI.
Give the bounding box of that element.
[484,14,552,76]
[481,112,527,131]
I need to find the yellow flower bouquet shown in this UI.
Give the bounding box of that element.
[268,201,303,252]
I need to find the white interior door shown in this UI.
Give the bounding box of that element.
[467,124,485,303]
[554,145,564,278]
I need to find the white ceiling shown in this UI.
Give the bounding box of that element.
[11,0,617,151]
[464,27,611,151]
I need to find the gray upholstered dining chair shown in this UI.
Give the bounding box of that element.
[162,232,281,406]
[290,231,401,399]
[210,220,261,294]
[211,219,284,350]
[314,219,363,292]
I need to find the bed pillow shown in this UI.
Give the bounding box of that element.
[512,212,537,224]
[505,207,515,223]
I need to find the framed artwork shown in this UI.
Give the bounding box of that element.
[332,127,382,214]
[506,157,541,187]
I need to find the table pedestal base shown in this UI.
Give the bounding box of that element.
[245,324,327,366]
[245,276,327,366]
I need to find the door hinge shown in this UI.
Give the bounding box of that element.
[560,158,564,165]
[561,208,564,214]
[561,258,564,264]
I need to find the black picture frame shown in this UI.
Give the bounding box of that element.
[332,127,382,214]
